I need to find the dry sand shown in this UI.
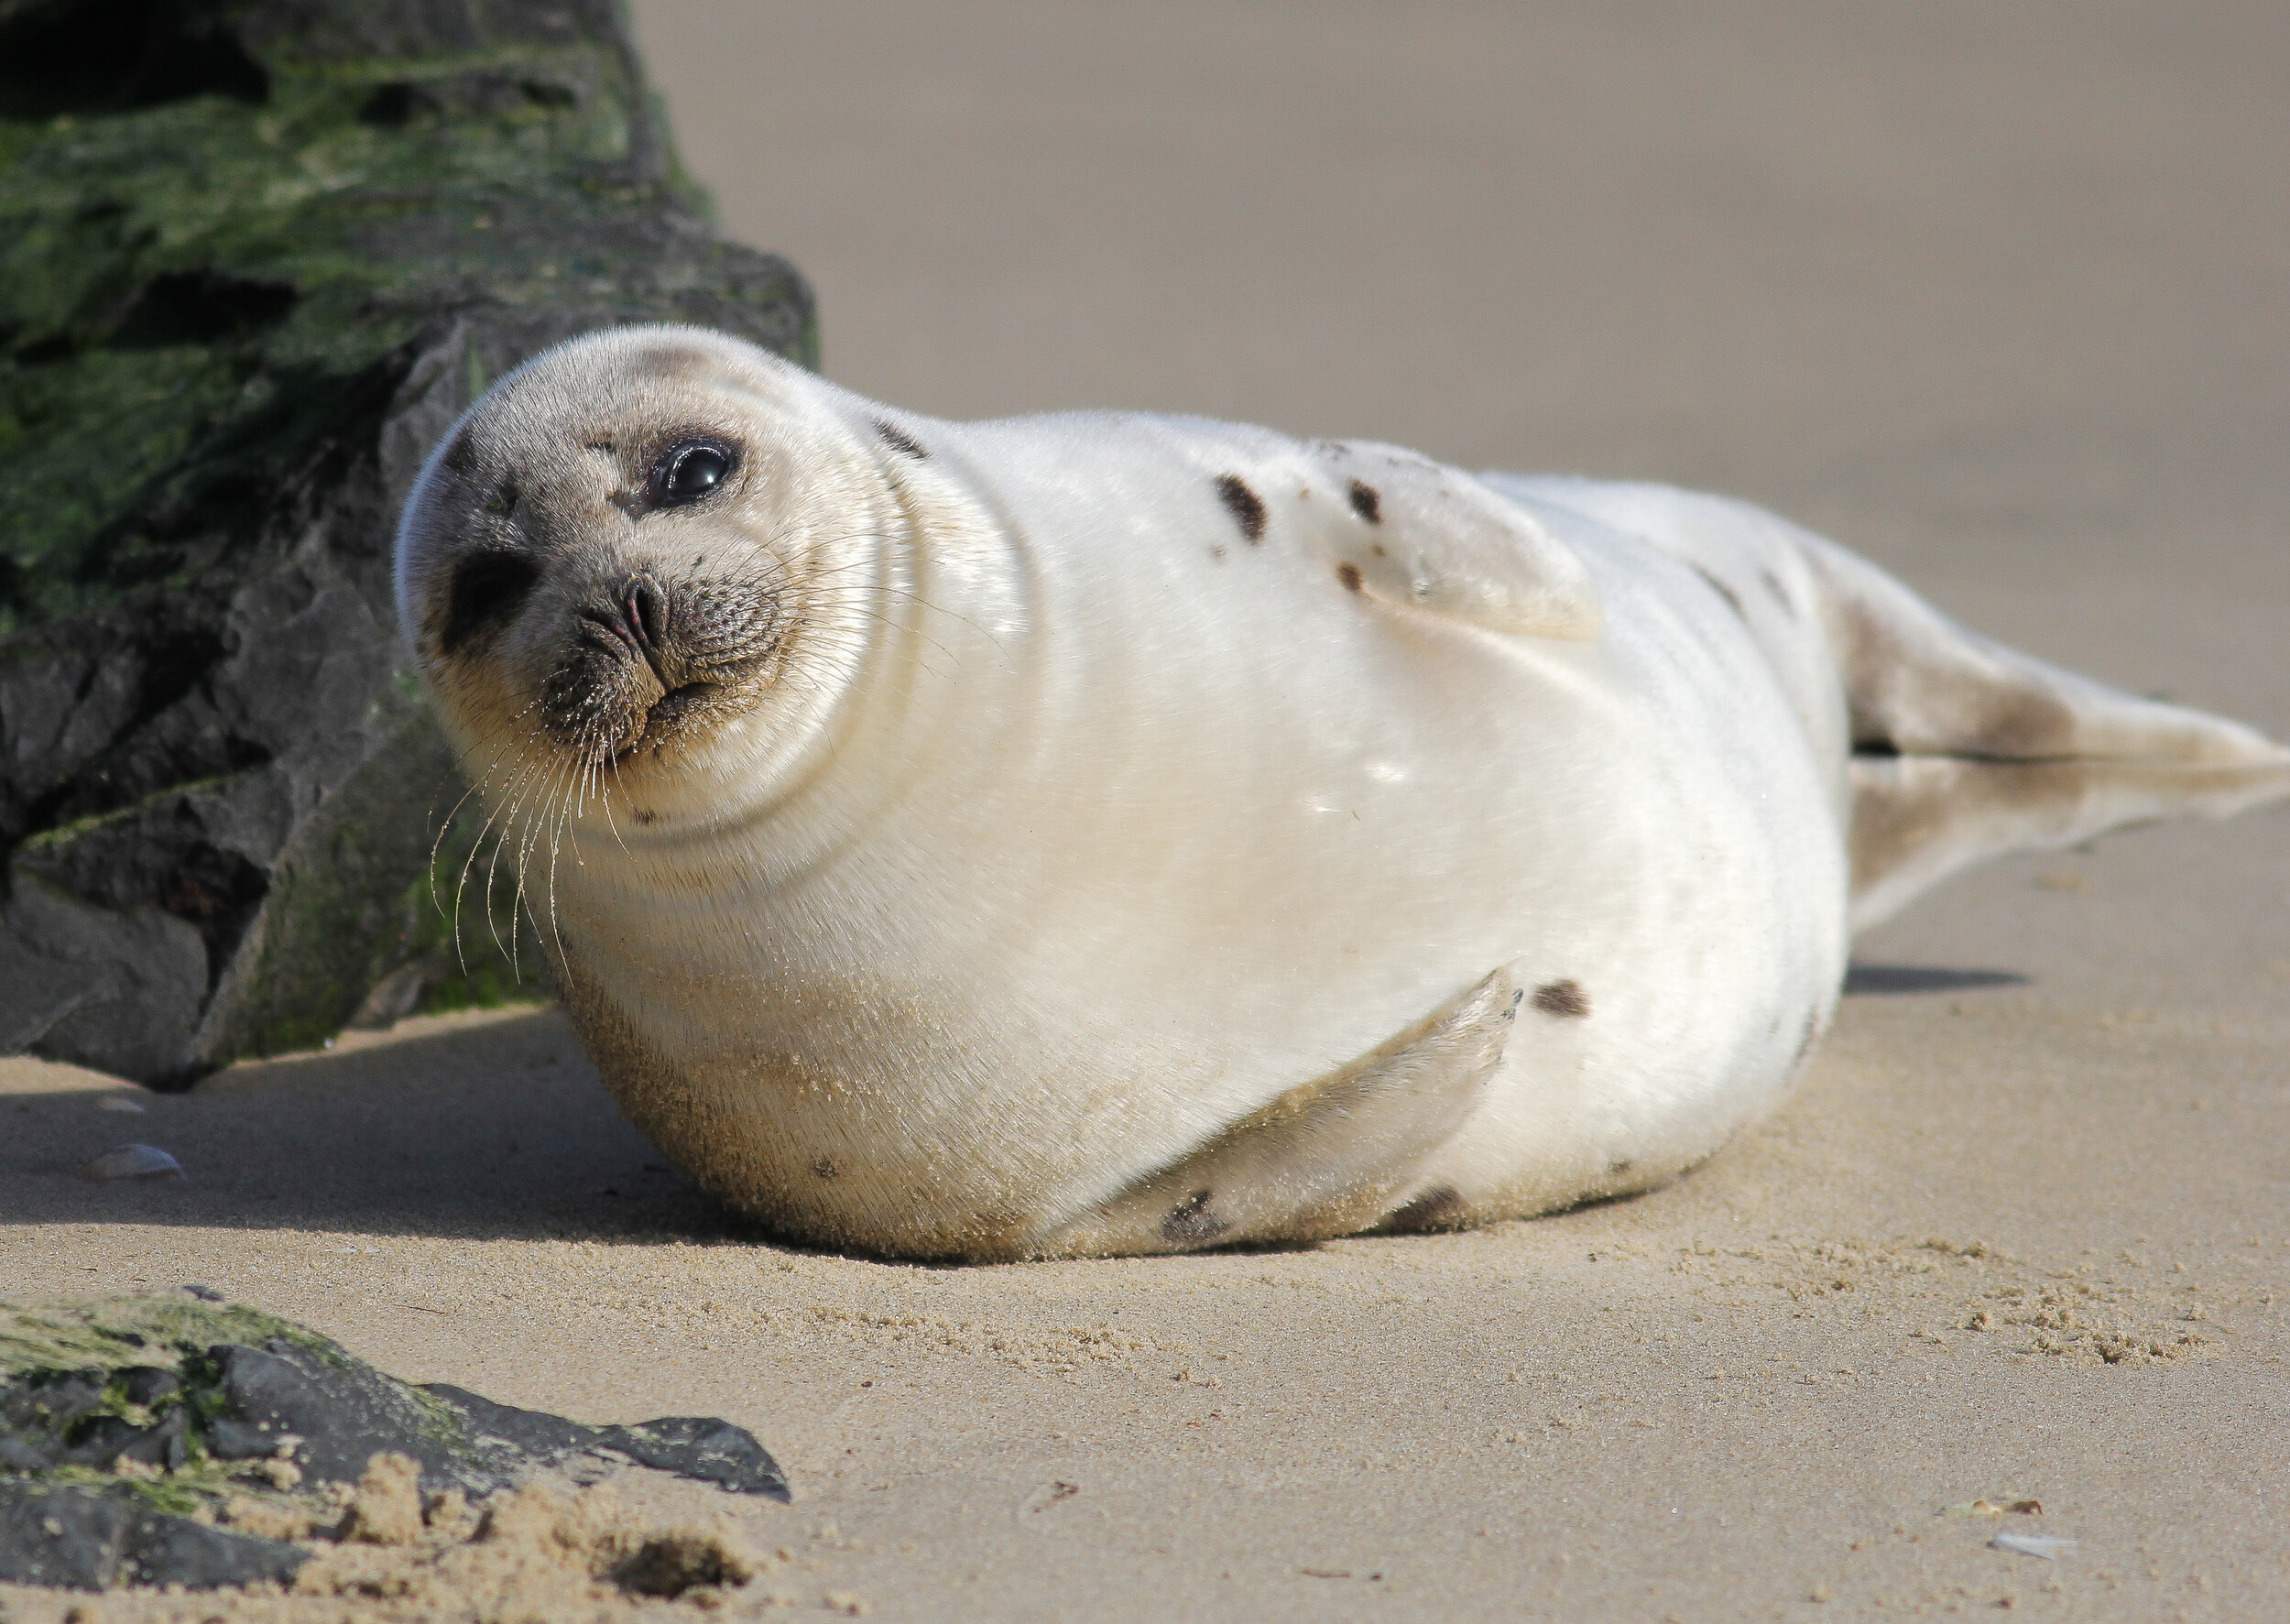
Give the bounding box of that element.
[7,3,2289,1618]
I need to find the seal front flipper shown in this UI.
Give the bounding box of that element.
[1031,967,1521,1259]
[1798,536,2290,928]
[1303,440,1603,639]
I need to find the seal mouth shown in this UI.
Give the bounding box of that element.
[616,679,723,761]
[540,572,780,768]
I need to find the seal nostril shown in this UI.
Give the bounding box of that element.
[626,575,667,649]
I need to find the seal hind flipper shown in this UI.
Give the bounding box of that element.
[1847,755,2290,930]
[1032,966,1522,1259]
[1302,440,1603,639]
[1797,538,2290,928]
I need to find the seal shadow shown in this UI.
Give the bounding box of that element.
[1842,962,2031,997]
[0,1008,776,1247]
[6,972,2026,1249]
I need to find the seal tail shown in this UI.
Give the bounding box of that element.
[1797,537,2290,930]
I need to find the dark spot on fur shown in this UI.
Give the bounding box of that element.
[1336,561,1364,594]
[1606,1159,1634,1178]
[1215,474,1267,542]
[631,345,715,381]
[1691,563,1746,619]
[1794,1011,1821,1067]
[1369,542,1387,557]
[632,809,657,826]
[1532,979,1590,1019]
[812,1157,840,1180]
[874,419,927,458]
[1383,1186,1467,1233]
[1161,1188,1230,1246]
[440,421,481,478]
[1348,479,1382,523]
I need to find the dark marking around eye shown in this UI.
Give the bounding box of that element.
[1215,474,1267,542]
[1691,563,1746,619]
[440,550,538,655]
[1348,479,1382,523]
[874,419,927,458]
[1336,562,1364,594]
[1161,1188,1229,1245]
[1532,979,1590,1019]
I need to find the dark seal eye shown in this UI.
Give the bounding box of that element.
[653,439,736,507]
[442,551,538,655]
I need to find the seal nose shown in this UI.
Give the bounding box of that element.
[623,574,667,653]
[579,573,671,675]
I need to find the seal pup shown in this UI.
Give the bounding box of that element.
[394,325,2288,1260]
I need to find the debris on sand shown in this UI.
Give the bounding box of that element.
[78,1145,183,1183]
[1990,1531,2076,1560]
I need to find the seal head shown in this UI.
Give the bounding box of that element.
[395,326,887,839]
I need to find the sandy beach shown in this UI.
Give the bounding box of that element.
[6,3,2288,1618]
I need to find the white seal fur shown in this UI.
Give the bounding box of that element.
[394,325,2289,1259]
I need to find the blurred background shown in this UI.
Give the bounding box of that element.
[631,0,2289,722]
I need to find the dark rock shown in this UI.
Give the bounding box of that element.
[0,1291,791,1592]
[207,1338,489,1492]
[0,0,816,1084]
[0,1481,309,1591]
[427,1386,792,1501]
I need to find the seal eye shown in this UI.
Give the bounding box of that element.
[442,551,538,654]
[654,439,735,507]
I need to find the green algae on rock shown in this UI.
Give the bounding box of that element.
[0,0,815,1084]
[0,1290,790,1591]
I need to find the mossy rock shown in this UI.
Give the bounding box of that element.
[0,1290,789,1590]
[0,0,815,1083]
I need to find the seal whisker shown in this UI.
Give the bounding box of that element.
[453,737,553,963]
[488,729,580,975]
[507,745,587,978]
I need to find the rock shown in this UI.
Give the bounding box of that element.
[0,1290,791,1592]
[0,0,815,1085]
[0,1480,310,1590]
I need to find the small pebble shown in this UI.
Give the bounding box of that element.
[1991,1533,2075,1560]
[96,1095,147,1113]
[82,1143,185,1182]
